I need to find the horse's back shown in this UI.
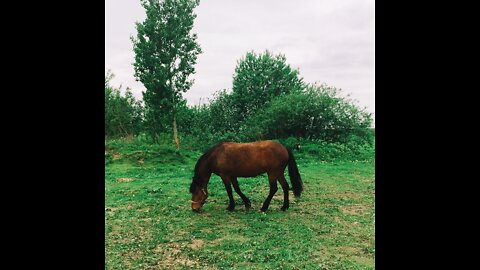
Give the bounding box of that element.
[222,140,288,159]
[213,140,288,177]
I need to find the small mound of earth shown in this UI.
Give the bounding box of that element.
[116,178,134,182]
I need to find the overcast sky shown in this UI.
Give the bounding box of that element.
[105,0,375,122]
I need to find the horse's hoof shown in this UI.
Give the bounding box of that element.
[226,206,235,211]
[281,205,289,211]
[245,204,252,209]
[260,207,268,212]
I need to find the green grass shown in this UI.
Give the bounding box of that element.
[105,141,375,269]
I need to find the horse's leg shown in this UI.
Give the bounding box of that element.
[260,173,279,212]
[231,177,251,209]
[278,175,290,211]
[220,175,235,211]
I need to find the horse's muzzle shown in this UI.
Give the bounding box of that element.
[191,202,204,212]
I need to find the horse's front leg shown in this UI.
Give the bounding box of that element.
[231,177,251,209]
[220,175,235,211]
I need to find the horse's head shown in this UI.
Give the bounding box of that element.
[191,185,208,212]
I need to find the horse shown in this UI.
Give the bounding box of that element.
[189,140,303,212]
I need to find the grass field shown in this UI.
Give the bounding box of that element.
[105,142,375,269]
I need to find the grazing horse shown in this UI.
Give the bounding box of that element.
[190,140,303,212]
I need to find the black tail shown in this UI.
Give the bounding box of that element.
[287,148,303,197]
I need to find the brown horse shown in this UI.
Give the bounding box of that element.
[190,140,303,212]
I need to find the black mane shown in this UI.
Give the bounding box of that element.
[189,142,224,193]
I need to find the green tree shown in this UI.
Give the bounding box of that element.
[230,50,304,127]
[132,0,202,147]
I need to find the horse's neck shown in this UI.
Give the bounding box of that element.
[200,166,212,187]
[200,171,212,188]
[199,160,212,187]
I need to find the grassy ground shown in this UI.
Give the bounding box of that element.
[105,142,375,269]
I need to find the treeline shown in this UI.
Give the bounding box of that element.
[106,51,373,147]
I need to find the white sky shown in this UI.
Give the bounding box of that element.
[105,0,375,122]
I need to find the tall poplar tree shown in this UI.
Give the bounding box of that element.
[132,0,201,147]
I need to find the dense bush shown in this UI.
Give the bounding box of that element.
[175,84,373,145]
[277,137,375,162]
[241,84,373,143]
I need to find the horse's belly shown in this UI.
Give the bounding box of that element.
[230,167,268,177]
[235,171,265,178]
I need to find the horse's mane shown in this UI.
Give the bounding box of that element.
[189,142,225,193]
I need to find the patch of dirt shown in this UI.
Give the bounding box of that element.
[112,152,122,160]
[168,242,182,255]
[108,224,121,235]
[340,204,367,215]
[311,248,329,259]
[138,158,145,164]
[188,239,204,249]
[116,178,135,182]
[200,228,212,233]
[123,250,142,267]
[105,147,113,152]
[353,255,374,266]
[341,192,361,200]
[339,246,361,255]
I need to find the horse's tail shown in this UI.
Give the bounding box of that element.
[287,148,303,197]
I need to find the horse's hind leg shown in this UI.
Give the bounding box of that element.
[278,175,290,211]
[260,173,279,212]
[220,175,235,211]
[231,177,251,209]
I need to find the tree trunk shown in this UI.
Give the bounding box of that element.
[173,113,180,149]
